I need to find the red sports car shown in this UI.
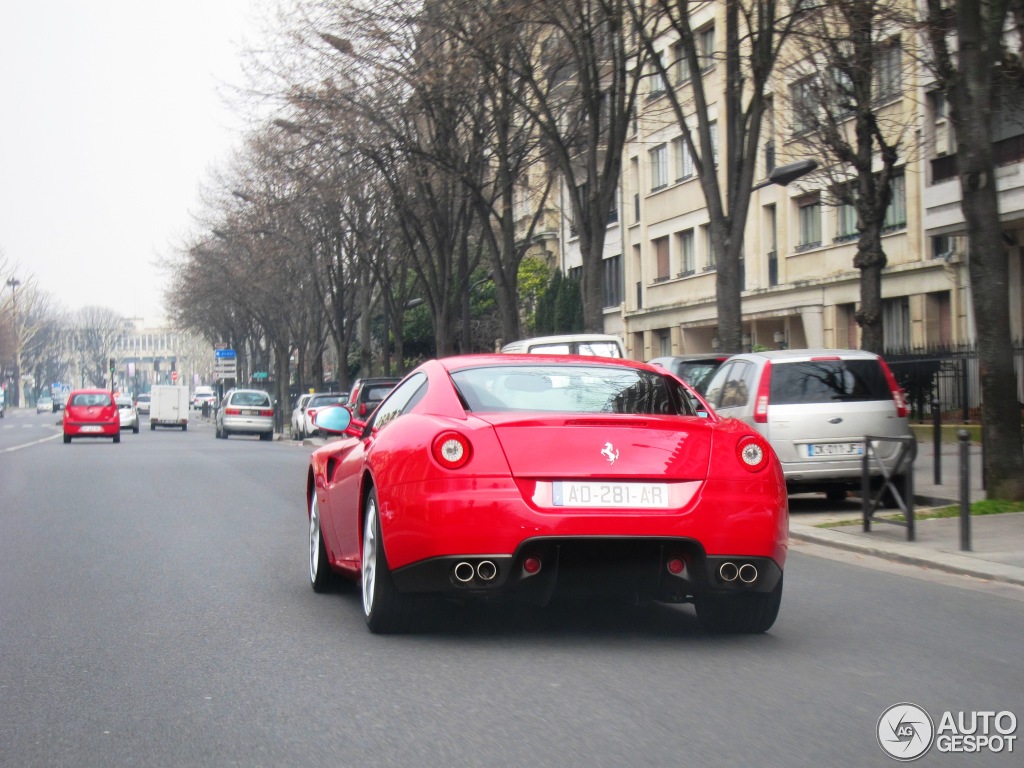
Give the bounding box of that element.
[306,355,788,634]
[63,389,120,443]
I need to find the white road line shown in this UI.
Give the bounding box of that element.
[1,433,63,452]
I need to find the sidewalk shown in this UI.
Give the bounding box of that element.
[789,440,1024,587]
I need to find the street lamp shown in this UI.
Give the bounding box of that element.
[5,277,21,409]
[751,159,818,192]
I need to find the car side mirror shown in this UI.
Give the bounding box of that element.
[312,404,353,435]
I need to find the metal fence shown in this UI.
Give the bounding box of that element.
[883,342,1024,422]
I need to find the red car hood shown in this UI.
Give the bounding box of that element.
[472,413,713,481]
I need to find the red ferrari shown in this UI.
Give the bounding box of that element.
[306,355,788,634]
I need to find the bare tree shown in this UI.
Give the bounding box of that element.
[630,0,806,353]
[72,307,131,388]
[786,0,917,353]
[921,0,1024,499]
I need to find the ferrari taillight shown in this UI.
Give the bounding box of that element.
[431,431,472,469]
[753,361,772,423]
[736,434,771,472]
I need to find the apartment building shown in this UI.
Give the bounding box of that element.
[554,3,1023,362]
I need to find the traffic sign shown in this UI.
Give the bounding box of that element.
[253,371,268,380]
[215,349,237,359]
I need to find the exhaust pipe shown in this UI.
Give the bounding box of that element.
[719,562,739,582]
[453,562,475,583]
[738,563,758,584]
[476,560,498,582]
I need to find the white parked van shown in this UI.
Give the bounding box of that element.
[500,334,625,357]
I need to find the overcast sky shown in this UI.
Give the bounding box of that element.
[1,0,265,324]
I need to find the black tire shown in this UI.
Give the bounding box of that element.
[132,422,139,434]
[695,576,783,634]
[113,433,120,444]
[182,424,187,432]
[260,431,272,441]
[309,494,339,593]
[150,422,156,431]
[63,435,71,444]
[362,489,419,634]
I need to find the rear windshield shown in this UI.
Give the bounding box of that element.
[309,395,344,407]
[770,360,891,405]
[71,393,112,407]
[451,364,695,416]
[230,392,271,407]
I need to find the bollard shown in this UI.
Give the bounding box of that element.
[932,396,941,485]
[959,429,971,551]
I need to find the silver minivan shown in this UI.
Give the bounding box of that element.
[702,349,913,500]
[216,388,275,441]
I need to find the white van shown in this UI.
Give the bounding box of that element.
[500,334,625,358]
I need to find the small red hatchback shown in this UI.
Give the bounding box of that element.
[63,389,121,444]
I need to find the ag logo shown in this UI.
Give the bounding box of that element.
[877,703,935,761]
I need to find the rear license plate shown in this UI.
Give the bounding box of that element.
[552,481,670,509]
[243,409,258,416]
[80,425,102,433]
[810,442,864,456]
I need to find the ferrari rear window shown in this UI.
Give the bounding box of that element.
[452,365,695,416]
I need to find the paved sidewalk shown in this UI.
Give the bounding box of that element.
[789,440,1024,587]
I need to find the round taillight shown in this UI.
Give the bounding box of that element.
[736,434,770,472]
[432,431,472,469]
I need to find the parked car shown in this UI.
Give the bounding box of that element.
[192,385,216,411]
[290,393,314,440]
[303,392,348,438]
[115,395,140,434]
[36,395,54,414]
[701,349,913,501]
[345,377,402,423]
[215,388,274,440]
[306,354,787,635]
[135,393,151,415]
[648,354,729,395]
[63,389,120,444]
[501,333,625,357]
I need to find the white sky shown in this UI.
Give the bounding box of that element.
[0,0,264,324]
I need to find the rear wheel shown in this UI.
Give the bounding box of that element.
[362,490,418,633]
[63,435,71,444]
[132,422,139,434]
[260,431,272,441]
[695,576,783,634]
[113,433,120,444]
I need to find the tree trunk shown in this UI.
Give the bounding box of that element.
[854,233,886,354]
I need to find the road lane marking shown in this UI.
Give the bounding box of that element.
[1,433,63,452]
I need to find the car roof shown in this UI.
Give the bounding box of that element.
[438,353,662,373]
[724,348,881,363]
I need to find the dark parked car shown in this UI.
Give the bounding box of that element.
[345,377,402,421]
[648,354,728,395]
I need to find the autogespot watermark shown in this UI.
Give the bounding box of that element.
[877,703,1018,761]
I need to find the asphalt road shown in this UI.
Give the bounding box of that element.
[1,409,1022,767]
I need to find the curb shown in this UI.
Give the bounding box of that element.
[789,524,1024,587]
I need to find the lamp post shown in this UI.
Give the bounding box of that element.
[6,277,21,409]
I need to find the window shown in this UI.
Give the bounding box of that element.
[650,144,668,190]
[830,65,854,116]
[883,173,906,229]
[602,255,623,307]
[699,26,715,72]
[797,195,821,250]
[836,183,858,240]
[673,41,690,84]
[653,236,670,281]
[709,121,719,166]
[702,224,715,270]
[649,51,667,97]
[674,136,694,180]
[876,40,902,102]
[791,77,816,134]
[883,296,911,350]
[677,229,695,275]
